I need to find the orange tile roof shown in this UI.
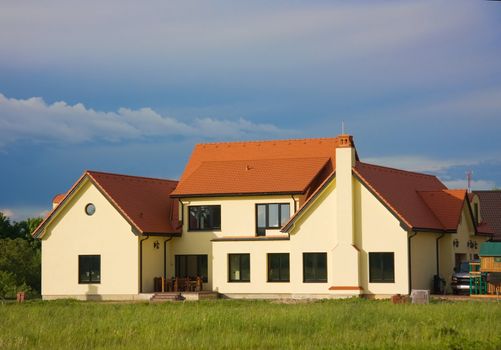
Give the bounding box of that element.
[171,157,330,197]
[417,190,467,231]
[88,171,180,234]
[353,162,449,230]
[33,171,180,237]
[173,137,357,197]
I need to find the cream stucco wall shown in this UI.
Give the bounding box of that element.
[353,180,410,295]
[173,195,297,290]
[212,179,339,296]
[410,232,439,290]
[41,180,139,299]
[141,237,173,293]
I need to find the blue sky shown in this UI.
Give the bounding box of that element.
[1,0,501,220]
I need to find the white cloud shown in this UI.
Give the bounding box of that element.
[0,207,48,221]
[0,93,290,148]
[0,208,14,219]
[442,179,496,191]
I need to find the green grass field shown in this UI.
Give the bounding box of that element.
[1,298,500,349]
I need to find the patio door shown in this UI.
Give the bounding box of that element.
[175,255,208,282]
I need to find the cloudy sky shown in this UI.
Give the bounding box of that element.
[1,0,500,220]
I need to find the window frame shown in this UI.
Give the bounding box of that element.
[175,254,209,282]
[188,205,221,231]
[267,253,290,282]
[255,203,291,236]
[78,255,101,284]
[369,252,395,283]
[228,253,251,283]
[303,252,328,283]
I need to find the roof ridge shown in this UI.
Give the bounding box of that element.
[417,189,466,193]
[196,156,331,164]
[86,170,178,183]
[357,161,440,179]
[195,136,340,147]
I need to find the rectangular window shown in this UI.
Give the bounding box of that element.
[267,253,290,282]
[369,252,395,283]
[303,253,327,282]
[474,203,479,225]
[228,254,250,282]
[188,205,221,231]
[256,203,290,236]
[175,255,208,282]
[78,255,101,284]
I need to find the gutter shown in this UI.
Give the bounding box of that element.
[139,235,150,293]
[163,237,173,279]
[436,233,445,276]
[408,231,417,295]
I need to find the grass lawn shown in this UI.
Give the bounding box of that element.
[1,298,500,349]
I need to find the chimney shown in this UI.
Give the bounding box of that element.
[331,134,361,291]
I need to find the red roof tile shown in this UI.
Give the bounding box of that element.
[33,171,180,237]
[474,191,501,241]
[417,190,466,231]
[172,137,357,197]
[353,162,450,230]
[171,157,330,197]
[88,171,180,234]
[52,193,66,205]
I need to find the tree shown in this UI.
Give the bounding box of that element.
[0,212,43,297]
[0,238,40,297]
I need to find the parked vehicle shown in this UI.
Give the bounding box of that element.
[451,261,476,294]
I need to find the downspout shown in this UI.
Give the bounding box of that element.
[291,195,297,213]
[435,233,445,276]
[139,234,150,293]
[408,231,417,295]
[163,237,173,279]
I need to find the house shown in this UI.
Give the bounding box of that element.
[33,134,494,300]
[473,191,501,242]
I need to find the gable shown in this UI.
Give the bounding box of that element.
[33,171,180,238]
[41,180,133,240]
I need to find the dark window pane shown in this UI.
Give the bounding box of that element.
[175,255,208,282]
[268,253,289,282]
[188,206,221,230]
[280,204,290,226]
[369,252,394,283]
[268,204,279,227]
[229,254,250,282]
[303,253,327,282]
[241,254,250,281]
[79,255,100,284]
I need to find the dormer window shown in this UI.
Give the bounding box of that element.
[256,203,290,236]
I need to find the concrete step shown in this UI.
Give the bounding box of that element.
[150,293,183,302]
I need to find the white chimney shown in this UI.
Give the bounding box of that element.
[331,134,361,291]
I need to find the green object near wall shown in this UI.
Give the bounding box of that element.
[479,242,501,257]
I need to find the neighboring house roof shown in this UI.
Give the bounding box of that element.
[474,191,501,241]
[33,171,180,238]
[52,193,66,205]
[171,137,358,197]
